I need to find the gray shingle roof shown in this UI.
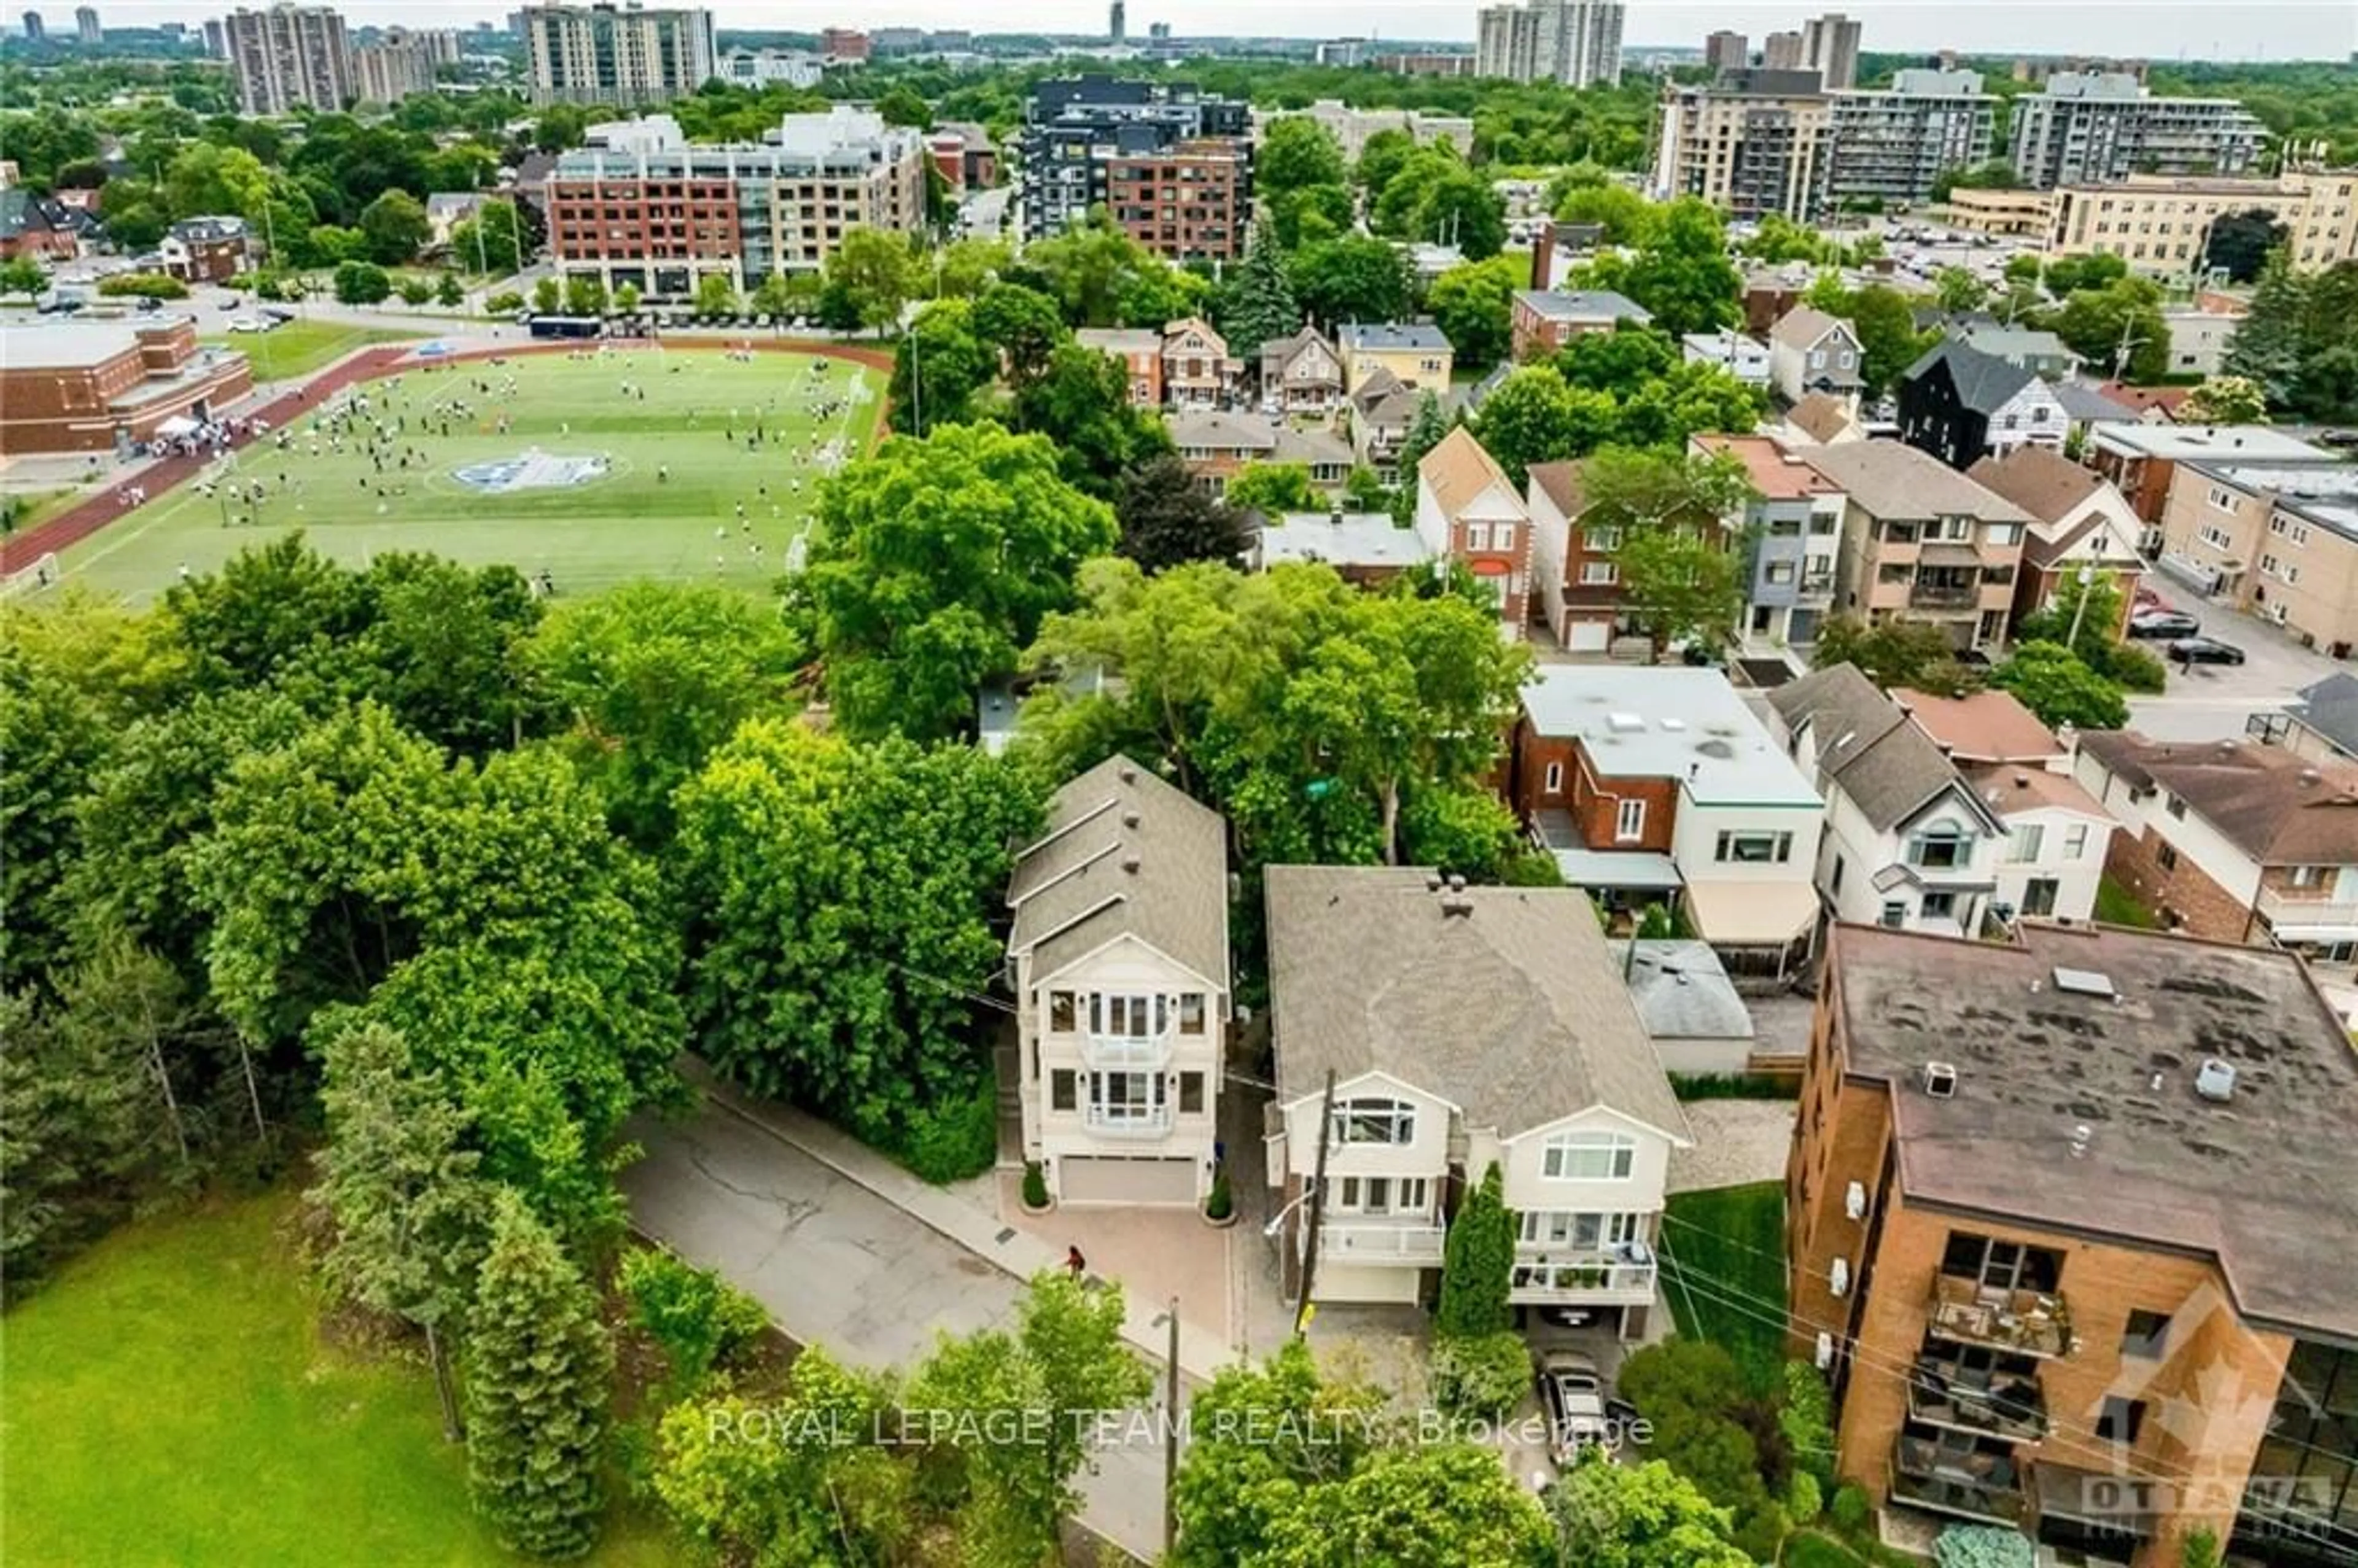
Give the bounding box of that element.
[1765,663,1984,833]
[1264,865,1689,1141]
[2290,673,2358,758]
[1340,320,1450,352]
[1610,941,1754,1042]
[1514,289,1653,325]
[1008,755,1230,991]
[1902,339,2038,417]
[1798,440,2033,522]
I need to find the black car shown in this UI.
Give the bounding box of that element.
[2168,636,2246,666]
[2127,610,2201,640]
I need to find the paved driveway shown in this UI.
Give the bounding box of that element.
[621,1102,1172,1562]
[2125,585,2347,743]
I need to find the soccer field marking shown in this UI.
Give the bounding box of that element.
[55,346,886,600]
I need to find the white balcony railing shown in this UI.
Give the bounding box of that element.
[1509,1257,1659,1303]
[1080,1028,1177,1069]
[2255,885,2358,937]
[1320,1222,1447,1265]
[1082,1106,1175,1138]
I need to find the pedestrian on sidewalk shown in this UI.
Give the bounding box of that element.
[1066,1245,1087,1279]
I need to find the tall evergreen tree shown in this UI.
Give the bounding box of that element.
[1390,389,1453,521]
[465,1190,612,1558]
[1435,1162,1516,1338]
[311,1020,492,1440]
[1219,214,1301,356]
[2222,249,2309,408]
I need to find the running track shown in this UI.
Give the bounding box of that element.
[1,336,893,578]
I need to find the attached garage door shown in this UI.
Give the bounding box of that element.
[1565,619,1611,653]
[1058,1156,1198,1206]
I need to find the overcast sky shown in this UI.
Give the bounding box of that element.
[84,1,2358,62]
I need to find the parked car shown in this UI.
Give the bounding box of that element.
[226,316,263,333]
[2128,610,2202,640]
[2169,636,2246,667]
[1534,1349,1610,1465]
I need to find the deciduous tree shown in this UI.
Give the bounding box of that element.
[1619,198,1741,337]
[357,189,429,265]
[1991,640,2130,730]
[1012,338,1174,500]
[673,723,1041,1135]
[1258,116,1348,195]
[1116,452,1253,572]
[527,581,805,848]
[1426,253,1524,368]
[1550,1455,1753,1568]
[796,422,1117,742]
[1222,462,1320,516]
[1288,233,1414,330]
[890,298,998,434]
[908,1271,1151,1567]
[2176,374,2270,425]
[1578,446,1756,658]
[1813,615,1977,694]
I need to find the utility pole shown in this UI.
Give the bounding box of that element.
[1293,1067,1337,1337]
[1162,1295,1181,1559]
[2064,564,2097,648]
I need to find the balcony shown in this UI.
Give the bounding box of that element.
[1928,1275,2072,1359]
[1321,1222,1447,1265]
[1889,1441,2027,1525]
[1909,577,1981,608]
[1509,1254,1659,1305]
[1081,1028,1176,1070]
[1908,1353,2047,1442]
[1082,1106,1175,1138]
[2255,883,2358,942]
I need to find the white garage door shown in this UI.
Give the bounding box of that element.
[1566,619,1611,653]
[1059,1156,1199,1206]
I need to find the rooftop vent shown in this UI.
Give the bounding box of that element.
[1118,763,1138,783]
[1924,1062,1958,1099]
[1121,855,1141,875]
[1697,738,1738,760]
[2052,966,2116,999]
[1121,810,1142,828]
[1426,873,1446,892]
[1446,873,1468,893]
[1608,712,1646,734]
[2195,1057,2238,1102]
[1661,717,1687,731]
[2069,1123,2093,1158]
[1439,896,1474,919]
[2299,767,2322,786]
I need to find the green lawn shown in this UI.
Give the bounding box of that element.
[1660,1180,1789,1378]
[1783,1529,1874,1568]
[201,319,425,382]
[2,1192,675,1566]
[2095,874,2162,929]
[55,346,882,602]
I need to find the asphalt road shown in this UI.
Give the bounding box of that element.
[2126,580,2344,743]
[620,1102,1175,1562]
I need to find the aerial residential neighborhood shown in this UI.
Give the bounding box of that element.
[1,4,2353,1567]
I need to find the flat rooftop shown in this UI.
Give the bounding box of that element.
[0,320,176,371]
[1521,666,1823,809]
[1832,922,2358,1341]
[2091,424,2335,464]
[1258,511,1433,572]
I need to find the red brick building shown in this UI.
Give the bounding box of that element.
[0,319,253,455]
[1789,922,2358,1568]
[1104,139,1250,262]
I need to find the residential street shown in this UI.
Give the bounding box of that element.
[620,1096,1180,1564]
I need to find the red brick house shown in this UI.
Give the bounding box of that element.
[1414,426,1531,637]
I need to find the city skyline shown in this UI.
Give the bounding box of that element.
[55,1,2358,61]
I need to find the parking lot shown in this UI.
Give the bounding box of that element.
[2125,581,2348,742]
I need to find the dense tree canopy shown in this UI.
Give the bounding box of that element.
[795,421,1118,742]
[1022,560,1530,871]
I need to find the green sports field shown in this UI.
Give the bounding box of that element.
[59,344,884,601]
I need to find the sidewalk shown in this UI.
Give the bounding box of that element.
[683,1060,1235,1387]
